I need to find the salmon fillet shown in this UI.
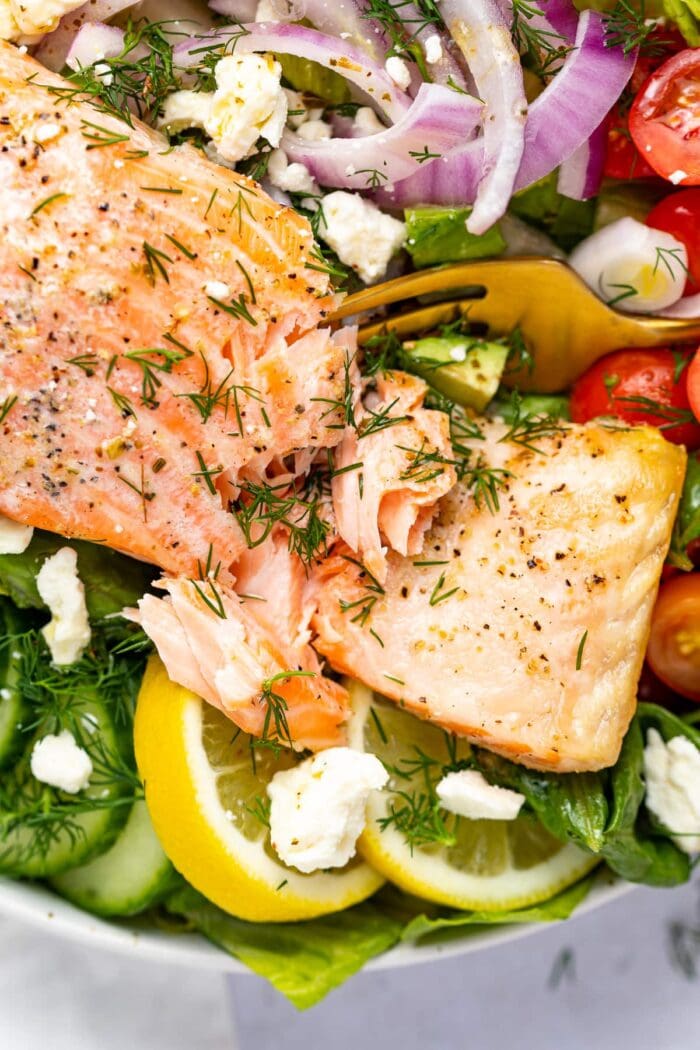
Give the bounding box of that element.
[0,42,349,575]
[133,573,349,751]
[332,371,457,583]
[312,420,686,772]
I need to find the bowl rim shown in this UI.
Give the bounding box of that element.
[0,875,635,973]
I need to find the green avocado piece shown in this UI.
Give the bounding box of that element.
[405,336,509,412]
[404,207,506,269]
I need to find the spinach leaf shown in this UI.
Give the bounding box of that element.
[165,887,403,1010]
[0,530,156,620]
[601,717,690,886]
[471,749,608,853]
[668,454,700,569]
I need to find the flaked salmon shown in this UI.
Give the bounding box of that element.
[132,574,349,751]
[0,42,350,575]
[332,371,456,582]
[312,419,686,772]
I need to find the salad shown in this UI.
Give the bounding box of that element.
[2,0,700,1011]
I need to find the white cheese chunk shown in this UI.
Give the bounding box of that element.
[385,54,411,90]
[158,54,287,165]
[1,0,84,40]
[296,118,332,142]
[0,513,33,554]
[436,770,525,821]
[268,747,388,873]
[36,547,91,666]
[267,148,317,195]
[424,34,443,65]
[207,54,287,163]
[318,191,406,284]
[30,730,93,794]
[644,729,700,854]
[352,106,385,137]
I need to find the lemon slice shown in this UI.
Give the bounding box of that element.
[348,681,598,911]
[134,657,384,922]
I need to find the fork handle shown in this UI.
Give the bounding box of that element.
[615,314,700,347]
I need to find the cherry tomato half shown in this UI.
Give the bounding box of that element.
[629,49,700,186]
[686,348,700,422]
[604,29,684,181]
[646,189,700,295]
[647,574,700,702]
[570,348,700,448]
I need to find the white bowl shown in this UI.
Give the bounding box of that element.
[0,875,634,972]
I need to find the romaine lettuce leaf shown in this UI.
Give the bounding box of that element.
[401,873,597,942]
[165,887,403,1010]
[0,530,156,620]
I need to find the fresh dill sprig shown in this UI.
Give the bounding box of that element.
[0,395,18,425]
[603,0,659,55]
[511,0,572,79]
[232,481,331,565]
[338,555,386,631]
[498,391,569,453]
[255,670,316,752]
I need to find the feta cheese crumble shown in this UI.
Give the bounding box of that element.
[30,730,93,794]
[424,34,443,65]
[352,106,385,137]
[669,170,688,185]
[268,747,388,873]
[385,55,411,90]
[36,547,91,666]
[1,0,85,40]
[0,513,33,554]
[436,770,525,821]
[643,729,700,854]
[159,54,287,165]
[319,191,406,284]
[296,118,332,142]
[267,149,318,195]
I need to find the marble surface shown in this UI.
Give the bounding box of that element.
[3,875,700,1049]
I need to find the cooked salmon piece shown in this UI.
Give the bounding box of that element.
[332,371,456,583]
[133,574,349,751]
[312,420,686,772]
[0,42,350,575]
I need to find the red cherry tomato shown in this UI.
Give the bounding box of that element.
[686,347,700,422]
[647,574,700,702]
[604,29,684,181]
[570,348,700,448]
[629,49,700,185]
[646,189,700,295]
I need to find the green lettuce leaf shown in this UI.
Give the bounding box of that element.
[668,453,700,570]
[401,873,596,942]
[509,174,595,252]
[470,749,609,853]
[0,530,156,620]
[601,717,690,886]
[165,887,403,1010]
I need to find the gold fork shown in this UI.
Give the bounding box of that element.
[331,257,700,393]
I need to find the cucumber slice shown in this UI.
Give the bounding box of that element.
[0,600,32,769]
[51,800,178,916]
[0,697,132,878]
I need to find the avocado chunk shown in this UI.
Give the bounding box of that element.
[404,336,509,412]
[404,207,506,269]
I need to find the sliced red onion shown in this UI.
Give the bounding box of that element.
[34,0,139,70]
[210,0,259,18]
[515,10,635,191]
[373,139,483,208]
[395,2,469,93]
[437,0,527,235]
[660,294,700,318]
[529,0,578,45]
[65,22,125,69]
[173,23,412,122]
[283,82,481,190]
[298,0,389,63]
[556,119,607,200]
